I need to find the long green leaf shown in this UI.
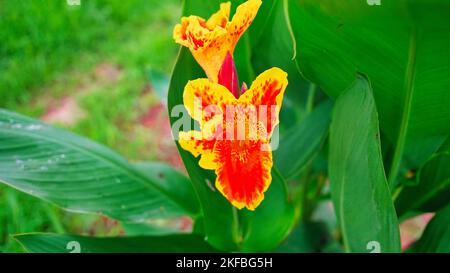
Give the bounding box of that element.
[0,109,200,222]
[15,233,217,253]
[288,0,450,186]
[329,76,401,253]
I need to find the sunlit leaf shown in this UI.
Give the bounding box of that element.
[0,109,200,222]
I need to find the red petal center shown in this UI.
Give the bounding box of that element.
[218,52,240,98]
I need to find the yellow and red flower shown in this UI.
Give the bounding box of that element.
[173,0,262,82]
[174,0,288,210]
[179,68,288,210]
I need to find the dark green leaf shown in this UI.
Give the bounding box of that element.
[288,0,450,186]
[396,138,450,217]
[410,205,450,253]
[251,0,311,116]
[329,76,401,252]
[275,221,340,253]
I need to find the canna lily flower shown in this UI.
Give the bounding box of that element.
[179,68,288,210]
[173,0,262,82]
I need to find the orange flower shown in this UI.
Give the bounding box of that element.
[179,68,288,210]
[173,0,262,82]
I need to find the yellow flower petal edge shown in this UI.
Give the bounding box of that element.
[173,0,262,82]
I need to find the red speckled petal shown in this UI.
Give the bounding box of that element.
[227,0,262,54]
[213,138,272,210]
[179,124,219,170]
[238,67,288,136]
[207,2,230,29]
[183,79,236,124]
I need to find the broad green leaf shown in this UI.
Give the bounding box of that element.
[167,1,295,251]
[410,205,450,253]
[250,0,296,74]
[288,0,450,186]
[274,100,332,179]
[329,76,401,253]
[15,233,217,253]
[396,138,450,217]
[0,109,200,222]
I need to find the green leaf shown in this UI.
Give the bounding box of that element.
[167,1,295,251]
[15,233,217,253]
[250,0,311,116]
[288,0,450,186]
[275,221,341,253]
[0,109,200,222]
[396,138,450,217]
[122,222,185,236]
[410,205,450,253]
[239,170,295,252]
[329,76,401,253]
[274,100,332,179]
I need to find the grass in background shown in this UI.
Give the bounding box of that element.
[0,0,181,252]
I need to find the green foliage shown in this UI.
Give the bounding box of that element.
[396,138,450,218]
[274,100,332,180]
[0,0,180,252]
[410,205,450,253]
[0,0,177,108]
[0,0,449,253]
[287,0,450,185]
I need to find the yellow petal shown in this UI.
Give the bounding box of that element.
[207,2,231,29]
[179,129,219,170]
[238,67,288,136]
[173,14,229,81]
[183,78,236,124]
[227,0,262,53]
[173,0,262,82]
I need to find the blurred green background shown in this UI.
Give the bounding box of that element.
[0,0,181,252]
